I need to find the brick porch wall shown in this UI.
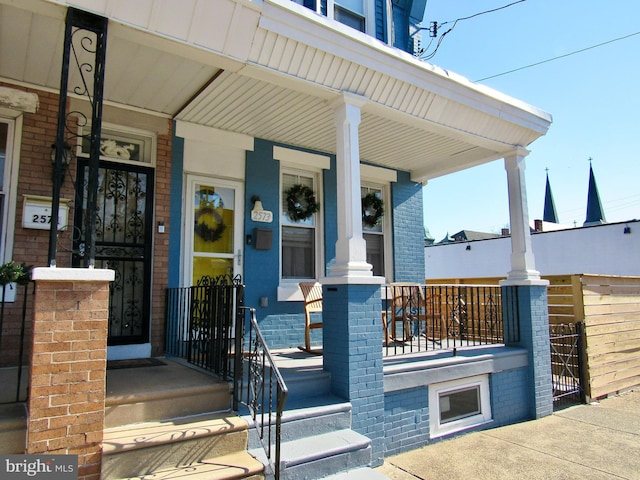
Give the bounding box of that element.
[27,268,114,480]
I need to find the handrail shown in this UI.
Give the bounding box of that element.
[238,307,288,480]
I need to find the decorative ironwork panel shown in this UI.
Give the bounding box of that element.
[550,322,585,409]
[74,161,154,345]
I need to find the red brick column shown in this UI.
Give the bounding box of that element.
[27,267,114,480]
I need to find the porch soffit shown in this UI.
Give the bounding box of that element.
[1,0,552,182]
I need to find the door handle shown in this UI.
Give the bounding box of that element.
[237,249,242,266]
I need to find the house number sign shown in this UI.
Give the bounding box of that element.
[23,195,69,231]
[251,209,273,223]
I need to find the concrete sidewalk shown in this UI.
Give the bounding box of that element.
[376,388,640,480]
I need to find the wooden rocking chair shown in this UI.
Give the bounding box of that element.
[299,282,323,353]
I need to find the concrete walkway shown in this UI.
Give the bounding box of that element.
[377,388,640,480]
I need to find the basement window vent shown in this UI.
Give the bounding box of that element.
[429,375,492,438]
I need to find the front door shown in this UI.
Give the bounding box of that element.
[185,176,243,284]
[74,160,154,346]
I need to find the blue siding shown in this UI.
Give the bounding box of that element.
[243,139,338,349]
[375,0,387,43]
[168,126,184,288]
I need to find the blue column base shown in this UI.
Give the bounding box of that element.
[322,283,385,466]
[502,285,553,418]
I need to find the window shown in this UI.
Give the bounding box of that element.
[361,185,385,277]
[293,0,371,34]
[335,4,365,31]
[282,171,319,280]
[0,114,21,301]
[78,124,155,165]
[429,375,492,438]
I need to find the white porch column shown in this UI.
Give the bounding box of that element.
[503,147,544,284]
[326,93,377,282]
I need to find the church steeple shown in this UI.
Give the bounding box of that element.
[584,159,606,226]
[543,169,558,223]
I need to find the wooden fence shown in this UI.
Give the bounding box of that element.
[427,275,640,400]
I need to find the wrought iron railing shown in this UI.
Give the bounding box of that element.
[382,284,504,356]
[165,274,244,381]
[237,307,288,480]
[0,280,34,404]
[550,322,585,408]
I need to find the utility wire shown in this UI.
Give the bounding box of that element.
[476,30,640,81]
[439,0,526,28]
[419,1,527,60]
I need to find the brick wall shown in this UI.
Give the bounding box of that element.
[383,367,530,456]
[503,284,553,418]
[322,283,385,466]
[150,122,172,356]
[383,386,430,456]
[0,82,172,362]
[391,171,425,282]
[27,269,113,480]
[490,368,529,426]
[0,83,72,367]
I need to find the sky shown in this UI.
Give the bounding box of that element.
[420,0,640,242]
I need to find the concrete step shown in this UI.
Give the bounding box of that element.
[277,429,372,480]
[108,451,264,480]
[281,369,331,401]
[0,403,27,454]
[323,467,389,479]
[102,412,252,479]
[105,359,232,428]
[245,395,352,449]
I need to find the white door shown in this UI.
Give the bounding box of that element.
[185,175,244,285]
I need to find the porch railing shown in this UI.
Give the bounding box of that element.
[383,284,504,356]
[237,307,288,480]
[165,275,244,382]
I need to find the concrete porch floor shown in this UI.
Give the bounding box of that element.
[105,349,325,406]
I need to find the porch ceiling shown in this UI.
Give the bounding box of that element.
[1,0,551,182]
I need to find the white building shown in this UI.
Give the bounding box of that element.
[425,219,640,279]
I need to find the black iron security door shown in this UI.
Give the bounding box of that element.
[74,159,154,345]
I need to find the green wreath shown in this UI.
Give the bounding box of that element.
[362,193,384,228]
[285,184,320,222]
[194,207,226,243]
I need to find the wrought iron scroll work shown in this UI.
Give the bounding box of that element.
[49,7,108,267]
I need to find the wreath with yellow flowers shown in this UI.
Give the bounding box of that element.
[194,207,226,243]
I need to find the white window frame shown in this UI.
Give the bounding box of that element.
[77,123,156,167]
[330,0,375,33]
[361,164,395,282]
[275,147,329,302]
[429,374,492,438]
[361,183,391,279]
[0,110,23,302]
[279,169,322,283]
[295,0,376,34]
